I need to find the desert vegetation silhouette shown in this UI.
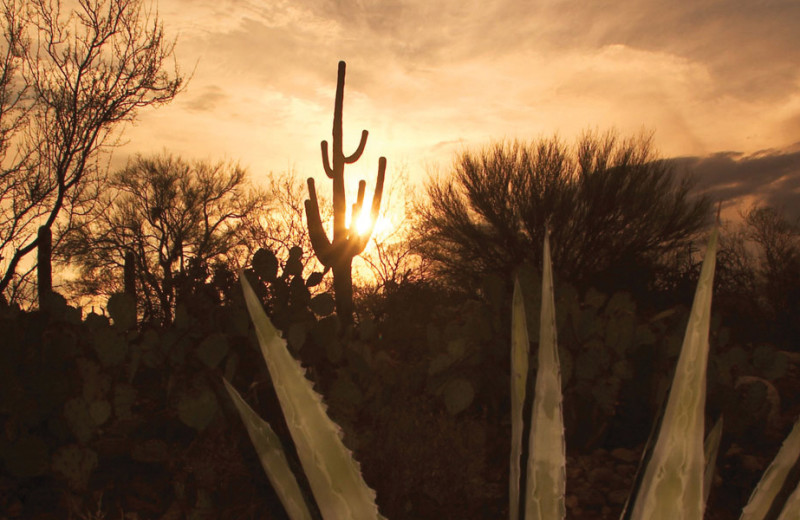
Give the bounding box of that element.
[414,132,713,295]
[59,154,268,325]
[0,0,183,304]
[0,5,798,515]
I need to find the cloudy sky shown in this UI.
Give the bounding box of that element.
[121,0,800,218]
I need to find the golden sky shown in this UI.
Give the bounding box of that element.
[120,0,800,217]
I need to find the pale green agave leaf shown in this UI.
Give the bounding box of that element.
[703,416,723,508]
[510,277,530,520]
[525,232,567,520]
[741,415,800,520]
[630,227,718,520]
[222,378,313,520]
[239,275,383,520]
[776,474,800,520]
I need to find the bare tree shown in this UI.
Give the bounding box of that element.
[743,205,800,346]
[355,168,432,291]
[702,204,800,351]
[59,154,267,325]
[0,0,183,304]
[240,171,330,280]
[745,206,800,279]
[414,131,713,292]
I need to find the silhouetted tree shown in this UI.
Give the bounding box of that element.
[354,168,433,294]
[305,61,386,327]
[59,154,267,325]
[720,206,800,349]
[414,131,713,293]
[240,171,330,280]
[747,207,800,349]
[0,0,183,304]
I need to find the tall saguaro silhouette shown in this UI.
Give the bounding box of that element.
[305,61,386,327]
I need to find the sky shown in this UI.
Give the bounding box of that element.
[120,0,800,220]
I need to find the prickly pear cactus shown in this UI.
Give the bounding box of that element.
[176,379,220,431]
[52,444,98,491]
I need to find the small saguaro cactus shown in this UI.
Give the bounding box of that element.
[37,225,52,306]
[305,60,386,327]
[124,250,136,300]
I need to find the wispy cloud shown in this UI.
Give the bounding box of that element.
[120,0,800,208]
[675,143,800,220]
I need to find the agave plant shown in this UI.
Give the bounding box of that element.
[512,227,800,520]
[224,225,800,520]
[224,275,384,519]
[509,231,566,519]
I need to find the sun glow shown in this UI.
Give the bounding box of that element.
[355,212,374,236]
[346,203,393,239]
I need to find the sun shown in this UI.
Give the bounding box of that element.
[350,211,392,239]
[345,198,395,240]
[355,212,373,236]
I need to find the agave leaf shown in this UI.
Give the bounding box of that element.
[510,277,530,520]
[222,378,313,520]
[629,227,718,520]
[239,274,382,519]
[619,378,670,520]
[776,475,800,520]
[524,231,567,520]
[741,415,800,520]
[703,416,724,508]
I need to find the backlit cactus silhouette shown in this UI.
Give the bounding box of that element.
[37,226,52,306]
[305,61,386,326]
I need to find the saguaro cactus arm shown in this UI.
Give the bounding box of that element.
[346,131,369,163]
[321,143,334,179]
[320,61,369,181]
[351,157,386,255]
[305,178,335,266]
[352,181,367,223]
[321,131,369,178]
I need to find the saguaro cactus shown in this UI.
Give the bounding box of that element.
[124,251,136,299]
[37,226,52,306]
[305,61,386,327]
